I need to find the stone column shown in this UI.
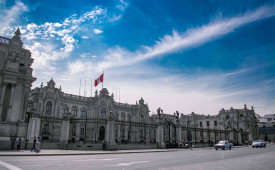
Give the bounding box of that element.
[27,111,41,148]
[60,117,70,144]
[117,124,121,141]
[176,125,182,143]
[106,118,117,150]
[156,118,166,149]
[0,84,7,104]
[229,131,234,142]
[0,84,7,119]
[238,131,242,144]
[6,84,16,121]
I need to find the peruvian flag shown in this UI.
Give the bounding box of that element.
[94,73,104,87]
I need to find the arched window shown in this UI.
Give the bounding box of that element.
[63,106,68,115]
[72,106,77,116]
[121,112,125,121]
[121,126,125,138]
[81,110,86,117]
[46,101,52,114]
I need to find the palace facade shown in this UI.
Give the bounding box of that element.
[0,29,259,150]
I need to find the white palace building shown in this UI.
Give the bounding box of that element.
[0,29,259,150]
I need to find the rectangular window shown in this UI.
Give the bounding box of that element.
[72,126,76,136]
[214,121,217,126]
[73,110,77,116]
[42,122,49,134]
[240,114,243,117]
[81,111,86,117]
[80,128,84,135]
[199,122,202,127]
[207,121,209,127]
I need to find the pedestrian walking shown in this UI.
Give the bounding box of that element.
[36,137,41,153]
[31,137,36,152]
[17,138,21,151]
[185,140,190,148]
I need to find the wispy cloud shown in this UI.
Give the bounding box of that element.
[94,5,275,72]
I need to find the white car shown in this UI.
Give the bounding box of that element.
[252,140,266,148]
[215,140,233,150]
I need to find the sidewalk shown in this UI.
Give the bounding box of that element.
[0,145,253,156]
[0,149,178,156]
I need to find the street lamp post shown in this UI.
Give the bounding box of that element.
[84,112,87,144]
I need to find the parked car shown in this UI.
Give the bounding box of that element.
[215,140,233,150]
[252,140,266,148]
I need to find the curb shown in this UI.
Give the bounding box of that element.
[0,149,178,157]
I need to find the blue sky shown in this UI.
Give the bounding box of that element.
[0,0,274,116]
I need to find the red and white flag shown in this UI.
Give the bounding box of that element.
[94,73,104,87]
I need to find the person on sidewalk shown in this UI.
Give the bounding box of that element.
[31,137,36,152]
[16,138,21,151]
[36,137,41,153]
[185,140,190,148]
[190,141,193,150]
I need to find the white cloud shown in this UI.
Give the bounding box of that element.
[0,1,28,35]
[12,7,106,73]
[81,36,89,39]
[93,29,103,34]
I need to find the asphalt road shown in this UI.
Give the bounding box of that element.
[0,145,275,170]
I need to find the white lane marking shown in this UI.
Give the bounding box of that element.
[0,160,23,170]
[75,158,121,161]
[108,161,150,166]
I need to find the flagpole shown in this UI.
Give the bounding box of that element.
[79,79,81,96]
[84,79,86,96]
[102,71,104,90]
[91,80,92,97]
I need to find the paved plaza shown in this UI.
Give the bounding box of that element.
[0,145,274,170]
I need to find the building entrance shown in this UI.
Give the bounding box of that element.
[99,126,105,140]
